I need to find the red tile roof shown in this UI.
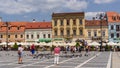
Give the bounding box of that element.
[0,21,52,33]
[26,22,52,29]
[106,11,120,23]
[85,20,108,26]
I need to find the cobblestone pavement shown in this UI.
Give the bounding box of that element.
[0,51,112,68]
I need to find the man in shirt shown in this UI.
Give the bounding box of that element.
[54,45,61,65]
[18,44,24,64]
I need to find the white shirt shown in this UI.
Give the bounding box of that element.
[18,47,24,52]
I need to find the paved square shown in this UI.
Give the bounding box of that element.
[0,51,112,68]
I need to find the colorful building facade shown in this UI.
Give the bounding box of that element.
[0,22,26,42]
[85,20,108,42]
[25,22,52,43]
[107,11,120,43]
[52,12,85,42]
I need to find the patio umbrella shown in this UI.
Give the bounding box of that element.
[88,41,100,46]
[107,41,117,46]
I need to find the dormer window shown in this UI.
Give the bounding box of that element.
[17,27,20,30]
[112,16,116,21]
[8,27,11,30]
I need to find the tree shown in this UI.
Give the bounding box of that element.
[13,42,18,50]
[75,42,80,47]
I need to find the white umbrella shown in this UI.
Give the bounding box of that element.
[46,42,52,46]
[88,41,100,46]
[117,42,120,46]
[1,42,7,45]
[107,41,117,46]
[8,42,15,45]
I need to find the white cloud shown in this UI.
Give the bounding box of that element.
[94,0,115,4]
[0,0,88,14]
[85,12,105,20]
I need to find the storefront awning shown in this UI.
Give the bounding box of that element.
[53,38,63,41]
[39,38,52,43]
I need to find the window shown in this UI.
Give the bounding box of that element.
[55,30,57,36]
[88,32,91,37]
[17,27,20,30]
[48,34,50,38]
[15,35,17,38]
[67,30,70,36]
[79,19,82,25]
[112,16,116,21]
[60,20,63,26]
[94,31,97,37]
[43,34,46,38]
[117,33,119,38]
[27,35,29,39]
[111,25,114,30]
[73,30,76,36]
[102,31,105,37]
[31,34,33,39]
[116,25,120,31]
[37,34,39,39]
[8,27,11,30]
[0,35,3,38]
[73,20,76,25]
[54,20,57,26]
[67,20,69,25]
[60,30,63,36]
[111,33,114,38]
[8,35,10,38]
[80,29,83,35]
[21,35,23,38]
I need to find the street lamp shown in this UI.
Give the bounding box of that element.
[96,13,106,51]
[5,22,9,50]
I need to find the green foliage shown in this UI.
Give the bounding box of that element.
[105,45,111,51]
[13,42,18,50]
[50,45,55,51]
[75,42,80,47]
[91,46,95,51]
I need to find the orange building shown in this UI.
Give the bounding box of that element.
[0,22,27,42]
[0,21,52,43]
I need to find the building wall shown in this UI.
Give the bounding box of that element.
[84,26,108,42]
[52,12,85,42]
[0,24,25,42]
[108,23,120,43]
[25,29,52,42]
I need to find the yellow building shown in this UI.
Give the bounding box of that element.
[52,12,85,42]
[84,20,108,42]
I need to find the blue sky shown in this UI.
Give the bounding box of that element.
[0,0,119,22]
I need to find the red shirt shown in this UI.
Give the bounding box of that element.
[54,47,60,54]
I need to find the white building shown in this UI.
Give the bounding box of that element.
[25,22,52,43]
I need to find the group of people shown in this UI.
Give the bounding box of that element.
[17,44,89,65]
[17,44,61,65]
[17,44,35,64]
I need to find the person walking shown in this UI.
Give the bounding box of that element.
[30,44,35,57]
[18,44,24,64]
[54,45,61,65]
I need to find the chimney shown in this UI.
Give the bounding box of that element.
[93,17,95,20]
[32,19,36,22]
[0,17,2,22]
[43,20,45,22]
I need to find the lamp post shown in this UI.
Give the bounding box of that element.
[5,22,9,51]
[96,13,106,51]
